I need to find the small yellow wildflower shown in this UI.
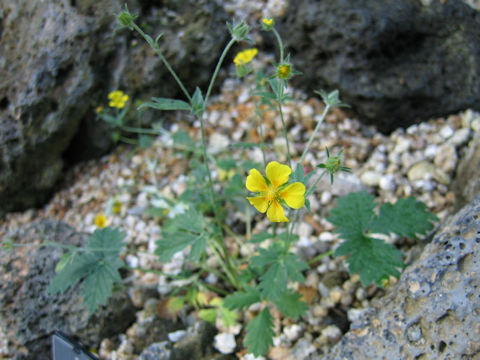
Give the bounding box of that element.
[276,64,291,80]
[96,106,103,114]
[108,90,129,109]
[233,48,258,66]
[246,161,305,222]
[94,213,107,228]
[218,169,235,181]
[262,17,274,30]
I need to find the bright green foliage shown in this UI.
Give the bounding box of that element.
[191,87,204,117]
[155,208,208,262]
[250,245,308,300]
[223,286,261,310]
[328,191,437,286]
[272,291,308,319]
[245,307,275,356]
[370,197,439,239]
[198,298,238,327]
[47,227,125,313]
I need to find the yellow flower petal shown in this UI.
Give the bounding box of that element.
[266,161,291,189]
[279,182,306,209]
[247,196,269,213]
[267,200,289,222]
[246,168,268,192]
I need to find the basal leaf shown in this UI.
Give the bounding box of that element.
[335,235,404,286]
[155,232,198,262]
[245,307,275,356]
[370,197,438,239]
[249,231,273,244]
[327,191,376,241]
[273,291,308,319]
[259,262,288,299]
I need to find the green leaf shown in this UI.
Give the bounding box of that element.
[327,191,376,241]
[251,247,307,300]
[370,197,438,239]
[191,87,204,116]
[172,129,194,148]
[47,227,126,313]
[219,306,238,328]
[249,231,273,244]
[273,291,308,319]
[138,135,154,148]
[335,235,404,286]
[198,309,218,323]
[156,232,202,262]
[223,286,261,310]
[245,308,275,356]
[138,97,191,111]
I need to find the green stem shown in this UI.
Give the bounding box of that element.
[119,136,138,145]
[278,102,292,168]
[299,104,330,164]
[308,250,334,265]
[131,22,192,103]
[272,28,284,63]
[305,169,328,198]
[121,125,162,135]
[203,38,236,107]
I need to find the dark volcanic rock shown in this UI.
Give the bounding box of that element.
[326,194,480,359]
[0,0,228,212]
[281,0,480,133]
[0,220,136,360]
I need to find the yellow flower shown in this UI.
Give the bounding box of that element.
[96,106,103,114]
[218,169,235,181]
[262,17,274,30]
[112,200,122,214]
[233,48,258,66]
[246,161,305,222]
[94,213,107,228]
[108,90,129,109]
[276,64,291,80]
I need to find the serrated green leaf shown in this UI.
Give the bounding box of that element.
[335,235,404,286]
[273,291,308,319]
[48,227,126,313]
[370,197,438,239]
[245,308,275,356]
[198,309,218,323]
[251,247,307,300]
[156,232,200,262]
[81,258,123,312]
[188,233,207,261]
[327,191,376,241]
[138,97,191,111]
[223,287,261,310]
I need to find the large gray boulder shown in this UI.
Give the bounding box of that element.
[280,0,480,133]
[0,220,136,360]
[326,194,480,359]
[0,0,228,212]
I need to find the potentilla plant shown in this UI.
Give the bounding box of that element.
[8,6,437,357]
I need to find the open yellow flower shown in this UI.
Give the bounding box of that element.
[108,90,129,109]
[246,161,305,222]
[233,48,258,66]
[94,213,107,228]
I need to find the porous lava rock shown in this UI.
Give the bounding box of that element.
[0,0,228,212]
[326,194,480,359]
[280,0,480,133]
[0,220,136,360]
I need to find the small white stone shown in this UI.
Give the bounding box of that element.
[348,308,368,323]
[449,128,471,146]
[360,171,380,187]
[320,191,332,204]
[168,330,186,343]
[319,231,335,242]
[434,143,457,173]
[320,325,342,344]
[300,104,314,118]
[439,125,455,139]
[424,144,438,159]
[209,133,230,154]
[407,161,435,181]
[297,222,314,237]
[213,333,236,354]
[393,137,411,153]
[125,254,139,268]
[379,174,396,192]
[284,324,304,341]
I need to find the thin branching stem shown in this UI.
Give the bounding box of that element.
[299,104,330,164]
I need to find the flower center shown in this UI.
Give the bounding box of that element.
[265,189,276,202]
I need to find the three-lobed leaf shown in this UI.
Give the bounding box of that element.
[223,286,261,310]
[47,228,126,313]
[272,291,308,319]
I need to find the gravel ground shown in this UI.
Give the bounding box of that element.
[2,0,480,359]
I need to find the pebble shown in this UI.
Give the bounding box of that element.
[439,125,455,139]
[360,170,381,187]
[213,333,236,354]
[379,174,396,191]
[284,324,304,342]
[449,127,471,146]
[168,330,186,343]
[434,143,457,173]
[407,160,435,181]
[318,325,342,345]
